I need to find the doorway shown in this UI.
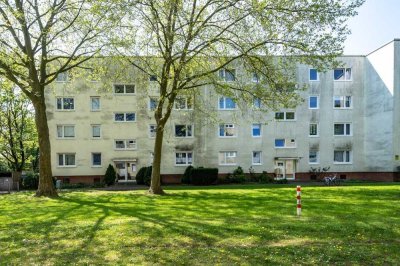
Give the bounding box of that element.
[114,161,137,182]
[274,159,296,180]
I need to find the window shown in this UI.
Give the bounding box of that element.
[309,69,318,81]
[175,152,193,165]
[115,139,137,150]
[219,151,237,165]
[333,96,352,108]
[91,125,101,138]
[92,153,101,166]
[149,124,156,138]
[252,124,261,137]
[56,72,68,82]
[114,112,136,122]
[309,123,318,137]
[334,123,351,136]
[252,151,262,165]
[57,125,75,138]
[114,84,135,94]
[175,97,193,110]
[275,111,295,121]
[219,123,236,137]
[219,97,236,109]
[334,150,352,163]
[175,125,193,137]
[149,75,157,82]
[56,97,74,110]
[334,68,352,81]
[309,96,319,109]
[275,138,296,148]
[309,150,319,164]
[91,97,100,111]
[219,68,236,82]
[252,72,260,83]
[253,97,261,109]
[58,153,75,167]
[149,97,158,111]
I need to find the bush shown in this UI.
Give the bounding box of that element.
[104,164,116,186]
[144,166,152,186]
[182,165,194,184]
[258,171,274,183]
[136,166,152,186]
[191,167,218,185]
[229,166,246,183]
[275,178,288,184]
[21,173,39,190]
[61,183,86,189]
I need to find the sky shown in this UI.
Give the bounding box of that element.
[344,0,400,55]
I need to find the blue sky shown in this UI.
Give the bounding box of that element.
[344,0,400,55]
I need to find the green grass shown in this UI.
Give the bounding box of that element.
[1,184,400,265]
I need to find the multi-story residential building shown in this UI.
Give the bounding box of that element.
[46,39,400,184]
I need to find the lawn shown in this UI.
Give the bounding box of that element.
[0,184,399,265]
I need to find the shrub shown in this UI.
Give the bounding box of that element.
[275,178,288,184]
[136,166,147,185]
[21,173,39,190]
[104,164,116,186]
[144,166,152,186]
[258,171,274,183]
[229,166,246,183]
[61,183,86,189]
[248,166,258,182]
[191,167,218,185]
[182,165,194,184]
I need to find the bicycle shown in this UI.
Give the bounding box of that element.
[323,173,339,185]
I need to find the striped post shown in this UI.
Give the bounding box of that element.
[296,186,301,216]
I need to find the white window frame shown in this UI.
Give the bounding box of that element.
[309,68,319,81]
[219,151,237,165]
[275,111,296,121]
[91,153,102,167]
[114,139,137,150]
[91,124,101,139]
[274,138,296,149]
[309,96,319,109]
[113,84,136,94]
[90,97,101,111]
[174,124,193,138]
[334,150,352,164]
[218,68,236,82]
[252,72,260,83]
[149,97,158,111]
[252,123,262,137]
[174,97,193,110]
[334,68,352,81]
[149,124,156,138]
[309,150,319,164]
[252,151,262,165]
[309,123,319,137]
[333,96,352,109]
[57,125,75,139]
[175,151,193,166]
[253,97,262,109]
[56,97,75,111]
[57,153,76,167]
[219,123,236,137]
[114,112,136,122]
[334,123,352,136]
[218,96,236,110]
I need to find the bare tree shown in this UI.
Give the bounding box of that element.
[0,0,115,196]
[113,0,364,194]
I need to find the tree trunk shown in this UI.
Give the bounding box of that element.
[32,96,58,197]
[149,125,165,195]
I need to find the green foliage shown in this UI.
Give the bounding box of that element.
[229,166,247,184]
[136,166,152,186]
[258,171,274,184]
[144,166,152,186]
[21,173,39,190]
[182,165,194,184]
[104,164,116,186]
[275,178,288,184]
[190,168,218,185]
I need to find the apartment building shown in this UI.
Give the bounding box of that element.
[46,39,400,184]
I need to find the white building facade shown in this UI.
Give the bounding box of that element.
[46,40,400,184]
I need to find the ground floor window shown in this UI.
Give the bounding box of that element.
[219,151,237,165]
[175,152,193,165]
[58,153,76,167]
[92,153,101,166]
[309,150,319,164]
[252,151,262,165]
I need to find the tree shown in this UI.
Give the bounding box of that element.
[113,0,364,194]
[0,0,116,196]
[0,81,37,174]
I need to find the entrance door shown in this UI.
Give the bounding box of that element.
[115,161,137,182]
[274,160,296,180]
[274,161,285,179]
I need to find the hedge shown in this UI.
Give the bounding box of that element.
[190,167,218,185]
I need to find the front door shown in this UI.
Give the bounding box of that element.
[115,161,137,182]
[274,160,296,180]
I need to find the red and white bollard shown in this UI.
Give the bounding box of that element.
[296,186,301,216]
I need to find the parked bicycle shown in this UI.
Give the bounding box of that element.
[323,173,343,186]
